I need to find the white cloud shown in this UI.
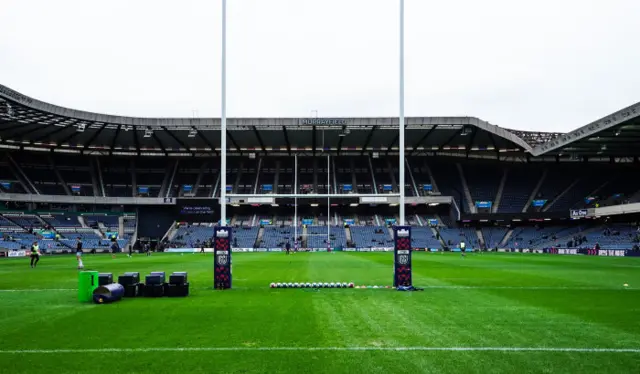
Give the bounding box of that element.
[1,0,639,132]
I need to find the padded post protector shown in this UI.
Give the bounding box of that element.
[166,283,189,297]
[118,272,140,286]
[214,227,232,289]
[145,275,163,285]
[78,271,99,302]
[169,272,188,285]
[393,226,412,288]
[143,283,164,297]
[150,272,165,283]
[98,273,113,286]
[93,283,125,304]
[123,284,139,298]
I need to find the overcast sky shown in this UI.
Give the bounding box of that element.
[1,0,639,132]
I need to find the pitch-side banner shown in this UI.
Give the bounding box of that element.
[161,247,640,257]
[165,248,257,253]
[545,248,637,257]
[8,250,27,257]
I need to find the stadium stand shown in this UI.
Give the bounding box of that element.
[497,166,543,213]
[505,225,587,248]
[428,160,467,212]
[584,224,638,250]
[171,224,214,248]
[481,227,508,248]
[259,226,296,249]
[410,227,441,249]
[233,226,259,248]
[83,215,119,230]
[307,226,347,248]
[463,162,503,208]
[349,226,392,248]
[2,82,640,255]
[438,227,479,248]
[39,214,82,229]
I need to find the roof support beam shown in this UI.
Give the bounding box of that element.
[31,124,72,143]
[440,129,460,149]
[132,127,140,155]
[488,133,499,159]
[360,125,378,156]
[195,129,218,155]
[82,123,107,148]
[252,126,266,153]
[409,125,438,155]
[465,127,479,158]
[282,126,291,156]
[151,132,167,154]
[385,134,400,155]
[5,123,45,140]
[336,126,346,155]
[109,125,122,154]
[312,126,317,156]
[55,127,83,147]
[161,126,191,153]
[0,121,27,134]
[226,130,241,153]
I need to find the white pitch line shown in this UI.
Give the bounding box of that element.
[0,288,75,292]
[417,285,634,290]
[0,347,639,354]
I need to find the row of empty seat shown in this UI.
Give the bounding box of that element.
[4,153,640,213]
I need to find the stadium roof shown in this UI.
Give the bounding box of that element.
[1,83,639,158]
[528,102,640,157]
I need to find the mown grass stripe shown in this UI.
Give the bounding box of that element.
[1,347,639,354]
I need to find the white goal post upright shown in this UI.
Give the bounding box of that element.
[220,0,227,227]
[294,154,298,245]
[399,0,405,226]
[327,154,330,249]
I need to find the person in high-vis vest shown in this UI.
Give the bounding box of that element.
[30,241,40,268]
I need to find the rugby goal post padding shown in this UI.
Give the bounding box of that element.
[214,227,232,289]
[393,226,412,287]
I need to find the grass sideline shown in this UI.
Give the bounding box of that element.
[1,252,639,374]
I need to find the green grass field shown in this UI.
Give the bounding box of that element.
[1,252,640,374]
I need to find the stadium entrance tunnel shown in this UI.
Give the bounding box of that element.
[93,283,125,304]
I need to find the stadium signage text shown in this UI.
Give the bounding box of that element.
[557,248,578,255]
[0,86,34,105]
[570,209,589,218]
[598,249,625,257]
[8,250,27,257]
[301,119,347,126]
